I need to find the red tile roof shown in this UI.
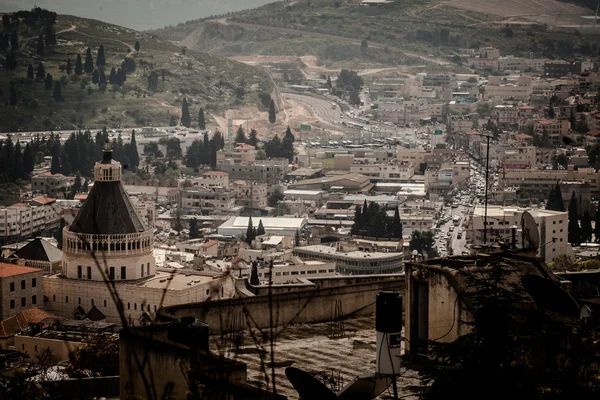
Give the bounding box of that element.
[0,308,63,338]
[536,119,556,125]
[31,196,56,205]
[588,130,600,137]
[203,171,228,176]
[74,193,89,201]
[10,203,28,207]
[201,240,218,248]
[515,134,533,140]
[466,130,480,135]
[0,263,42,277]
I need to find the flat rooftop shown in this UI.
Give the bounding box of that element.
[139,270,214,290]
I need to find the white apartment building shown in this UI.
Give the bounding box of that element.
[0,197,61,242]
[350,162,414,181]
[497,57,547,72]
[192,171,229,189]
[471,206,569,261]
[231,180,268,209]
[500,166,600,195]
[180,186,236,215]
[216,144,256,166]
[485,83,533,101]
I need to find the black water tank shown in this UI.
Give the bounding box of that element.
[167,317,209,351]
[376,291,402,333]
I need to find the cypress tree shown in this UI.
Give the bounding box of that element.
[568,191,581,245]
[257,220,265,236]
[36,62,45,80]
[135,41,140,52]
[198,107,206,130]
[249,261,259,285]
[23,142,34,176]
[189,218,200,238]
[5,49,17,70]
[248,129,258,147]
[84,47,94,73]
[554,182,565,212]
[10,31,18,50]
[66,58,72,74]
[9,85,16,106]
[393,206,403,238]
[109,67,116,84]
[96,45,105,66]
[581,211,593,243]
[99,68,106,85]
[92,69,99,85]
[52,81,63,102]
[26,63,34,79]
[235,126,246,144]
[181,97,191,128]
[75,54,83,75]
[37,34,44,57]
[268,98,276,123]
[352,203,362,235]
[44,73,53,90]
[13,141,23,181]
[129,129,139,168]
[546,185,557,211]
[246,217,254,244]
[50,143,61,174]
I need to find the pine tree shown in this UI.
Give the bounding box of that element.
[37,34,44,57]
[44,73,53,90]
[249,261,259,285]
[12,141,23,181]
[128,129,139,168]
[36,62,45,80]
[10,31,17,50]
[246,217,254,244]
[66,58,72,74]
[248,129,258,147]
[96,45,106,66]
[92,69,99,85]
[268,98,276,123]
[109,67,116,84]
[75,54,83,75]
[235,126,246,144]
[84,47,94,73]
[52,81,63,102]
[568,191,581,245]
[595,203,600,242]
[181,97,191,128]
[50,142,61,174]
[26,63,34,79]
[257,220,265,236]
[581,211,593,243]
[9,85,17,106]
[554,182,565,211]
[23,142,34,176]
[189,218,200,238]
[135,41,140,52]
[5,49,17,70]
[198,108,206,130]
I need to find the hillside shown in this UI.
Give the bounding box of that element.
[0,10,275,133]
[157,0,599,70]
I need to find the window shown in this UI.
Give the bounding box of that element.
[66,296,69,303]
[109,267,115,280]
[10,282,14,292]
[141,264,144,277]
[128,303,130,310]
[206,289,210,295]
[53,295,55,301]
[78,297,81,305]
[87,266,92,280]
[121,266,126,280]
[32,278,37,288]
[10,300,15,309]
[134,303,137,310]
[77,265,82,279]
[91,299,94,306]
[21,280,25,289]
[21,297,26,307]
[147,263,150,276]
[104,300,107,307]
[32,295,37,305]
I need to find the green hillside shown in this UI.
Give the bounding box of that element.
[1,9,275,133]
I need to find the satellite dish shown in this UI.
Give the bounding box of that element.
[337,372,394,400]
[521,274,579,316]
[521,211,539,252]
[285,367,337,400]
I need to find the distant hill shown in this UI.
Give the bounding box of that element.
[0,0,278,31]
[0,11,275,133]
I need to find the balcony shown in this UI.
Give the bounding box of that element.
[63,229,154,257]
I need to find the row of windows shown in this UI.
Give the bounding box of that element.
[50,294,159,312]
[273,269,335,277]
[9,278,37,292]
[9,296,36,308]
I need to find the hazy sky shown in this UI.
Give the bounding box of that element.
[0,0,275,30]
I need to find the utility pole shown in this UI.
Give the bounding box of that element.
[480,133,493,245]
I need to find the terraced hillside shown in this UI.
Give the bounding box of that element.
[0,11,274,132]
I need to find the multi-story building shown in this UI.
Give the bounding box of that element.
[45,143,235,324]
[216,144,256,166]
[485,83,533,101]
[0,263,44,321]
[500,166,600,196]
[497,57,547,72]
[349,162,414,181]
[180,186,236,215]
[470,206,568,261]
[231,180,268,210]
[535,119,571,146]
[544,60,574,78]
[220,159,289,186]
[31,173,73,199]
[192,171,229,189]
[0,197,61,243]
